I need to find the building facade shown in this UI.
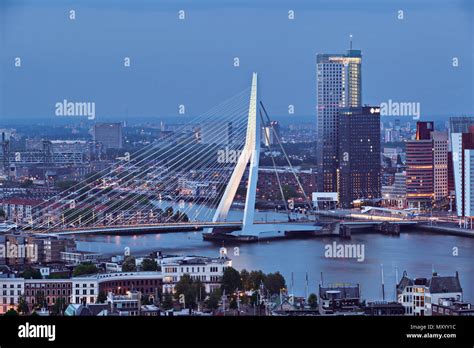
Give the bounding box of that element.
[432,131,449,202]
[161,256,231,294]
[338,106,381,207]
[93,123,123,149]
[316,49,362,193]
[406,122,434,209]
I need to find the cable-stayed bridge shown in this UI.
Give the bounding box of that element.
[15,73,322,241]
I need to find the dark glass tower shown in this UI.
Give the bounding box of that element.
[338,106,381,208]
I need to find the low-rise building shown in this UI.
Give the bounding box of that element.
[161,255,231,294]
[60,250,102,265]
[396,271,463,316]
[318,283,363,315]
[107,291,140,316]
[432,298,474,316]
[0,277,24,314]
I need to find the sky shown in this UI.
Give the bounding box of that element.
[0,0,473,123]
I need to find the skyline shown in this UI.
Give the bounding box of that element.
[1,0,473,121]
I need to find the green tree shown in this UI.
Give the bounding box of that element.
[240,269,251,291]
[21,267,42,279]
[221,267,242,295]
[282,185,297,199]
[205,289,221,311]
[51,298,66,316]
[172,210,189,222]
[56,180,78,191]
[161,292,174,310]
[165,207,174,218]
[174,274,204,309]
[122,256,137,272]
[4,308,18,316]
[20,179,34,188]
[248,270,266,290]
[72,263,98,277]
[308,293,318,309]
[141,258,158,271]
[34,291,45,309]
[18,295,29,315]
[141,294,151,305]
[264,272,286,295]
[97,291,107,304]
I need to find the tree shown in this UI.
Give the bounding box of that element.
[141,294,152,305]
[248,270,266,290]
[229,298,238,311]
[122,256,137,272]
[308,293,318,309]
[4,308,18,316]
[18,295,29,315]
[240,269,251,291]
[161,292,174,310]
[72,263,98,277]
[264,272,286,295]
[141,258,158,271]
[205,289,221,311]
[34,291,45,309]
[20,179,34,188]
[221,267,242,294]
[282,185,298,199]
[165,207,174,218]
[174,274,205,309]
[21,267,42,279]
[97,291,107,304]
[56,180,78,191]
[172,210,189,222]
[51,298,66,316]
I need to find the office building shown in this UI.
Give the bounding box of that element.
[449,117,474,219]
[316,49,362,193]
[406,122,434,209]
[93,123,123,149]
[382,171,407,208]
[338,106,381,208]
[432,131,449,202]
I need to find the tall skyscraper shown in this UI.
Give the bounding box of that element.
[316,49,362,192]
[199,121,234,145]
[449,117,474,218]
[432,131,449,202]
[93,123,123,149]
[338,106,381,207]
[406,122,434,209]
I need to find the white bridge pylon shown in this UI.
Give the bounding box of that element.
[211,72,260,235]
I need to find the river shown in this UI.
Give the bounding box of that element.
[74,205,474,302]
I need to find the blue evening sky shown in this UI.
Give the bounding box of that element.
[0,0,472,123]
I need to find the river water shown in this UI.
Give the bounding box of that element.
[75,206,474,302]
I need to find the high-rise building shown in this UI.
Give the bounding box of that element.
[338,106,381,208]
[316,49,362,193]
[93,123,123,149]
[382,171,407,208]
[432,131,449,202]
[262,121,280,147]
[449,117,474,218]
[199,121,234,145]
[406,122,434,209]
